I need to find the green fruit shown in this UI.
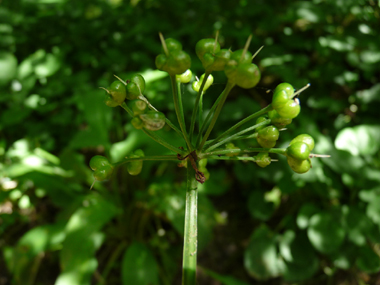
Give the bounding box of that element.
[290,134,315,151]
[235,63,260,89]
[230,49,252,64]
[257,126,279,141]
[256,125,279,148]
[276,99,300,119]
[268,109,292,128]
[89,156,113,181]
[272,82,300,119]
[212,49,232,71]
[126,74,146,100]
[287,156,312,174]
[255,116,268,131]
[139,111,166,131]
[105,94,119,107]
[156,39,191,75]
[109,81,126,104]
[93,165,114,181]
[127,149,144,175]
[195,38,221,61]
[130,100,147,116]
[165,38,182,53]
[256,152,271,168]
[90,155,111,170]
[225,49,259,87]
[287,142,310,160]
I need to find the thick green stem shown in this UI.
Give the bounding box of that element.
[197,82,235,150]
[205,119,271,152]
[204,104,273,149]
[182,163,198,285]
[189,71,211,140]
[170,75,193,151]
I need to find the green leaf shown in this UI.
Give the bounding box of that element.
[330,242,357,270]
[121,242,159,285]
[5,223,65,285]
[296,203,319,229]
[335,125,380,156]
[356,245,380,274]
[247,191,275,221]
[244,225,284,280]
[356,83,380,104]
[56,194,119,285]
[366,196,380,226]
[345,206,373,246]
[307,210,345,254]
[34,53,61,78]
[0,51,17,85]
[279,230,319,281]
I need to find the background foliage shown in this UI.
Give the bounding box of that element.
[1,0,380,284]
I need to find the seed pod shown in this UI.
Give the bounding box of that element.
[130,100,147,116]
[287,156,312,174]
[139,111,166,131]
[286,142,311,161]
[256,152,271,168]
[289,134,315,151]
[127,149,144,176]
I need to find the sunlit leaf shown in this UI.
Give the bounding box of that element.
[335,125,380,156]
[244,225,284,280]
[307,210,345,254]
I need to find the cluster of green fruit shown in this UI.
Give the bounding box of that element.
[89,34,323,184]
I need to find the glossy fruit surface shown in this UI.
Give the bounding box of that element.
[268,109,292,128]
[256,152,271,168]
[287,142,310,160]
[127,149,144,176]
[256,125,279,148]
[287,156,311,174]
[156,39,191,75]
[90,155,110,170]
[257,126,279,141]
[272,82,301,119]
[126,74,145,100]
[89,155,113,181]
[109,81,126,104]
[290,134,315,151]
[276,99,300,119]
[235,63,260,89]
[225,49,260,88]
